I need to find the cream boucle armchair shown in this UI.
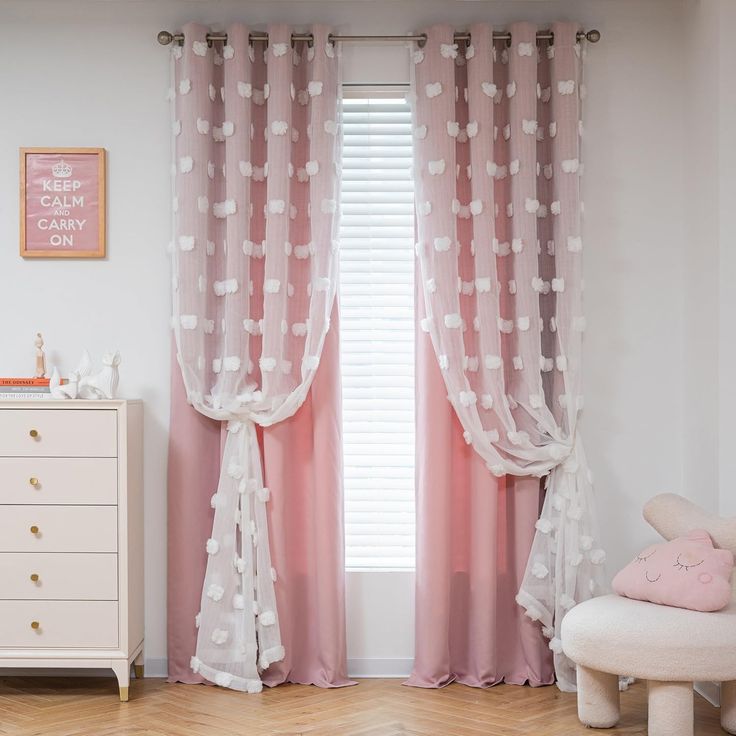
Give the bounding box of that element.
[561,493,736,736]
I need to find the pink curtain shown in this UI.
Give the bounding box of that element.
[168,315,353,687]
[408,22,602,690]
[169,21,347,690]
[167,345,220,684]
[407,281,554,689]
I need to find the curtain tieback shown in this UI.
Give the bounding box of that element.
[190,418,284,692]
[517,432,605,692]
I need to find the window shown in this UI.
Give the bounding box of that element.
[339,93,416,569]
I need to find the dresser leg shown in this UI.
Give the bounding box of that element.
[134,650,144,679]
[112,660,131,702]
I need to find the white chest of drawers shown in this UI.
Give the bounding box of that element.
[0,400,143,701]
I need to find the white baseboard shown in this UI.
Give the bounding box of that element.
[695,681,721,707]
[347,658,412,678]
[141,658,168,677]
[1,657,408,681]
[154,658,409,681]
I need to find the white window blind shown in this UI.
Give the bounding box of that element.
[339,95,416,569]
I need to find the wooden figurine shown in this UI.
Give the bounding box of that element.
[34,333,46,378]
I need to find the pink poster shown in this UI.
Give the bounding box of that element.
[20,148,106,258]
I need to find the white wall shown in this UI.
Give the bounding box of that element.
[715,0,736,518]
[683,3,735,702]
[681,0,736,521]
[682,0,720,516]
[0,0,704,676]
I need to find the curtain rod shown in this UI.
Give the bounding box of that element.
[156,29,601,48]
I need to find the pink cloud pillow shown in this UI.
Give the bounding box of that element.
[612,529,734,612]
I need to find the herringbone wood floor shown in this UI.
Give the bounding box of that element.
[0,676,724,735]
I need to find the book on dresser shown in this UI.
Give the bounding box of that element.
[0,378,59,401]
[0,378,51,386]
[0,399,144,701]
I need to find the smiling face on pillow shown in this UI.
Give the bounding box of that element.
[612,529,734,612]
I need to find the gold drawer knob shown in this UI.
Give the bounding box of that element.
[29,429,39,439]
[30,573,39,582]
[30,621,40,630]
[30,525,39,535]
[29,477,39,488]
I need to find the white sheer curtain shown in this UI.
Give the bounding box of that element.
[411,21,604,690]
[171,22,341,692]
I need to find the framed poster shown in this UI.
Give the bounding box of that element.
[20,147,106,258]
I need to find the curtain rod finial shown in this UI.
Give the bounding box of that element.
[157,30,174,46]
[585,29,601,43]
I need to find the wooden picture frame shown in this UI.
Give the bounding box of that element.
[20,147,106,258]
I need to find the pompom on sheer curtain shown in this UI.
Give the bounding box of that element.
[170,22,340,692]
[411,22,604,690]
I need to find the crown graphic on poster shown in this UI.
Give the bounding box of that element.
[52,160,73,178]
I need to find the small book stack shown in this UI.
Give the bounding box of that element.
[0,378,54,400]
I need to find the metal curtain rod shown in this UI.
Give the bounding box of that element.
[157,29,601,48]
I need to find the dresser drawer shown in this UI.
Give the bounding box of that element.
[0,506,117,553]
[0,600,118,649]
[0,553,117,600]
[0,457,117,505]
[0,409,117,458]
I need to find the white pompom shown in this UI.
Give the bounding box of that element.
[434,235,452,252]
[481,81,497,97]
[590,549,606,564]
[211,628,229,645]
[271,120,288,136]
[458,390,477,407]
[425,82,443,98]
[428,159,446,175]
[259,610,276,626]
[207,584,224,602]
[440,43,458,59]
[517,42,533,57]
[535,518,553,534]
[567,235,583,252]
[206,538,220,555]
[557,79,575,95]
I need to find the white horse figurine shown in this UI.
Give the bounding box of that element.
[50,350,121,400]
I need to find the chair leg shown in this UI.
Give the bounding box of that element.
[576,665,620,728]
[647,680,693,736]
[722,681,736,735]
